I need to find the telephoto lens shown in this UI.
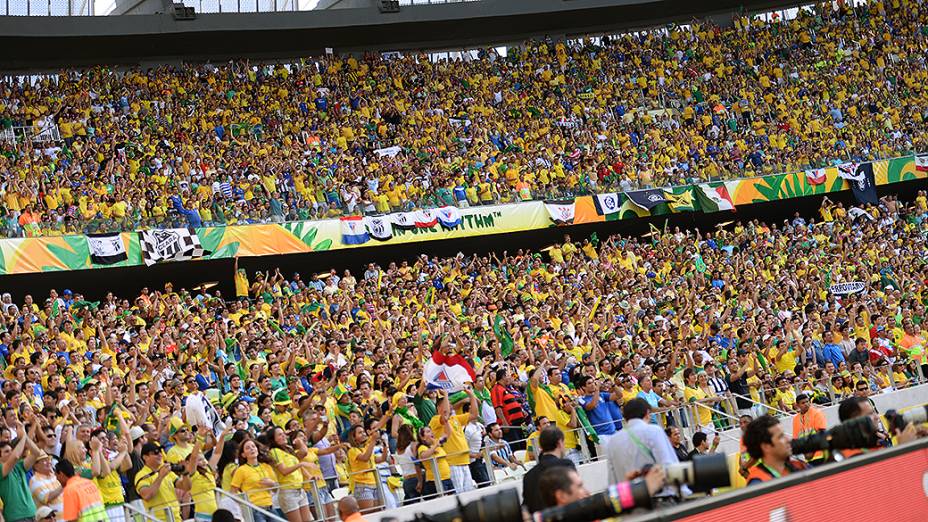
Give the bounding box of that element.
[532,481,653,522]
[410,488,524,522]
[664,453,731,492]
[884,405,928,434]
[790,415,880,455]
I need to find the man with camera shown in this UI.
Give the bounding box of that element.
[743,415,808,484]
[606,398,684,504]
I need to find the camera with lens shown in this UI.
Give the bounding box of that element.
[789,414,881,455]
[404,454,731,522]
[883,405,928,435]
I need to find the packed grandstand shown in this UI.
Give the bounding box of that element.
[3,0,928,237]
[1,1,928,522]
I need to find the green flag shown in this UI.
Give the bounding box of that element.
[493,315,514,358]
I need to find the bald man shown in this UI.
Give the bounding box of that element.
[338,495,368,522]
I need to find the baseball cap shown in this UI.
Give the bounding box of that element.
[140,442,162,456]
[36,507,56,520]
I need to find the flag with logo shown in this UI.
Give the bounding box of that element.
[340,216,370,245]
[415,209,438,228]
[139,228,208,266]
[625,188,668,211]
[436,206,463,228]
[663,186,697,212]
[423,350,477,392]
[694,183,736,212]
[805,168,827,185]
[87,233,128,265]
[839,162,878,205]
[364,215,393,241]
[392,212,416,229]
[544,199,576,225]
[916,155,928,173]
[592,193,622,218]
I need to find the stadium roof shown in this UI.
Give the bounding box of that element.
[0,0,809,70]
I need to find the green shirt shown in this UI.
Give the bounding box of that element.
[412,395,436,425]
[0,461,37,521]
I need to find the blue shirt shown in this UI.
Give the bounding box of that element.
[580,392,617,436]
[822,343,846,367]
[637,390,662,424]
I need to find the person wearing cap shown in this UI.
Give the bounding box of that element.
[54,460,107,522]
[164,418,194,465]
[135,442,191,522]
[30,452,63,521]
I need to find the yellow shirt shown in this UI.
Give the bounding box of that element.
[347,447,376,486]
[95,469,124,505]
[165,444,192,464]
[269,448,302,490]
[684,386,713,426]
[301,449,326,490]
[428,413,471,466]
[190,469,218,516]
[418,445,451,482]
[135,466,181,522]
[230,463,276,507]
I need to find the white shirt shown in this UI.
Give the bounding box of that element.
[606,418,690,497]
[464,421,485,463]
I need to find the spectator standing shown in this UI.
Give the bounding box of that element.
[606,399,686,504]
[29,453,63,520]
[0,423,41,522]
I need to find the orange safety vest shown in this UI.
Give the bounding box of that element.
[745,460,807,485]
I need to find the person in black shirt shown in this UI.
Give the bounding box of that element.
[522,426,575,513]
[725,354,756,416]
[665,426,690,462]
[686,431,720,460]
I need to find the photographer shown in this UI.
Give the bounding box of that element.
[606,398,684,503]
[522,427,575,512]
[836,396,917,458]
[743,415,807,485]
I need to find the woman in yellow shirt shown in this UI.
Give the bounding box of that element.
[416,426,452,498]
[683,369,722,435]
[267,427,312,522]
[230,440,278,520]
[346,424,387,512]
[184,432,226,522]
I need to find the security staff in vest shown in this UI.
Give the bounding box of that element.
[743,415,807,484]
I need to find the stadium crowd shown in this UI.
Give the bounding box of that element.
[0,193,925,521]
[3,0,928,237]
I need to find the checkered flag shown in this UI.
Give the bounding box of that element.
[139,228,208,266]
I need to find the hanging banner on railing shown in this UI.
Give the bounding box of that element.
[0,156,925,276]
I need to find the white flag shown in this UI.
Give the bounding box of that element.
[364,216,393,240]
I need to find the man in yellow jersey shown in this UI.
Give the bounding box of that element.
[429,387,478,493]
[135,443,191,522]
